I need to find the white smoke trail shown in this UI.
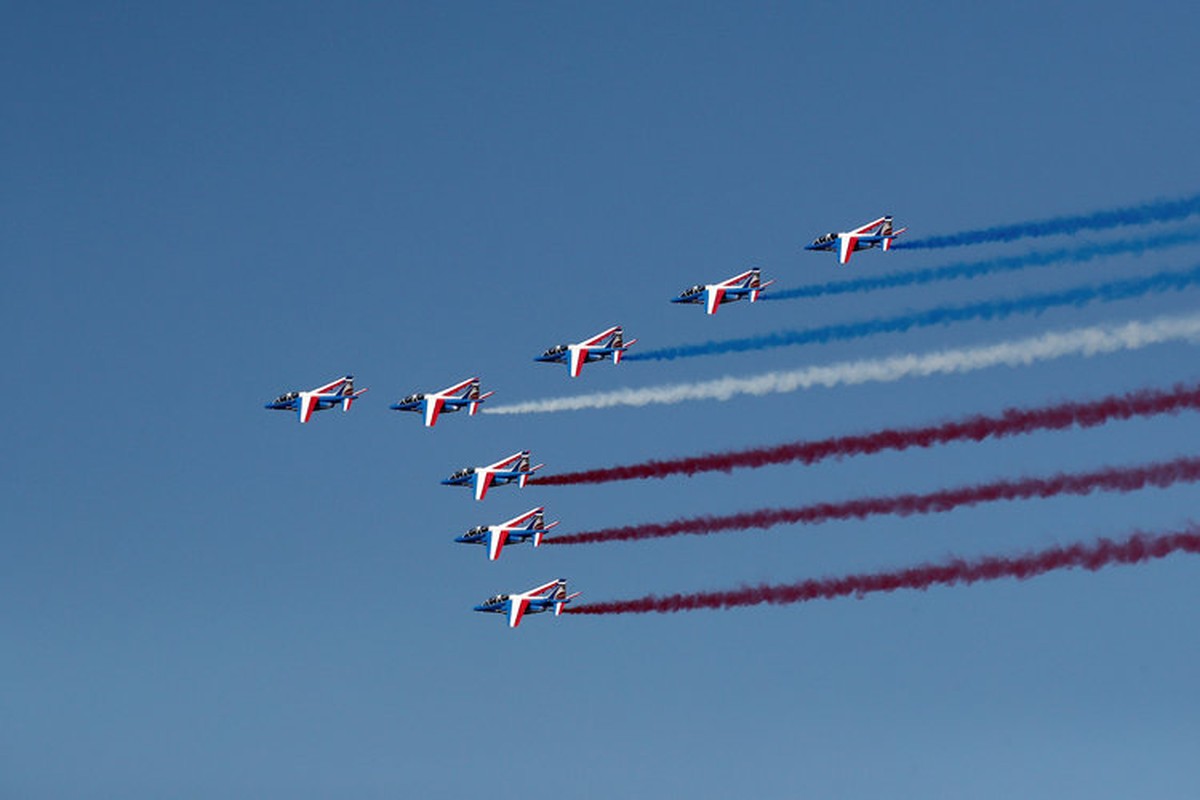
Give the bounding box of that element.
[485,313,1200,415]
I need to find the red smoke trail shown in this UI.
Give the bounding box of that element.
[533,383,1200,486]
[546,456,1200,545]
[566,527,1200,615]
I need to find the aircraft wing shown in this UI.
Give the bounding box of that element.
[715,269,757,289]
[424,397,447,427]
[488,529,509,561]
[580,326,622,347]
[438,377,477,397]
[508,596,532,628]
[474,471,496,501]
[310,376,350,395]
[526,579,564,599]
[485,451,525,472]
[568,347,587,378]
[705,287,726,315]
[500,507,544,528]
[851,216,889,235]
[838,234,859,265]
[299,393,321,423]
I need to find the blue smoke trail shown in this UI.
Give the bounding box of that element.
[894,192,1200,250]
[628,263,1200,362]
[768,228,1200,301]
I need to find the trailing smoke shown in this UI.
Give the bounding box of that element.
[483,312,1200,415]
[767,228,1200,301]
[533,382,1200,486]
[629,263,1200,362]
[566,527,1200,615]
[546,456,1200,545]
[893,193,1200,251]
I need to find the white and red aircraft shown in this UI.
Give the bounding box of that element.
[671,268,775,315]
[535,325,638,378]
[441,450,544,501]
[455,506,560,560]
[474,578,581,628]
[263,375,368,424]
[806,216,907,265]
[389,377,494,428]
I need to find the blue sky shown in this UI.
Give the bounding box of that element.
[4,3,1200,797]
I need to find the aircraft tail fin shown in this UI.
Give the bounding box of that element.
[341,382,368,412]
[554,582,581,616]
[532,519,559,548]
[748,270,774,302]
[613,334,637,365]
[882,225,907,252]
[469,390,495,416]
[518,461,544,488]
[488,529,508,561]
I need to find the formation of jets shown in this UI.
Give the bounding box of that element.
[474,578,581,628]
[389,377,493,427]
[264,216,905,627]
[805,215,906,265]
[455,506,559,561]
[440,450,544,501]
[535,325,638,378]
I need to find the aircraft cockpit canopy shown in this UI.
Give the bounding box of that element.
[402,393,424,403]
[450,467,475,479]
[274,391,299,403]
[543,344,568,356]
[814,232,837,245]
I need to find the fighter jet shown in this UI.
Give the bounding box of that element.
[455,506,560,561]
[441,450,543,501]
[474,578,580,628]
[671,268,774,315]
[263,375,368,423]
[389,377,494,428]
[535,325,637,378]
[805,216,907,265]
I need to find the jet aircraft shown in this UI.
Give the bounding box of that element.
[474,578,581,628]
[455,506,560,561]
[389,377,494,428]
[535,325,638,378]
[441,450,544,501]
[263,375,368,423]
[805,216,907,265]
[671,268,775,315]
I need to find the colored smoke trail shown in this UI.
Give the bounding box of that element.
[534,383,1200,486]
[566,527,1200,616]
[628,263,1200,362]
[547,456,1200,545]
[892,192,1200,251]
[767,228,1200,302]
[483,313,1200,415]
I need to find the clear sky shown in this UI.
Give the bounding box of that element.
[4,3,1200,798]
